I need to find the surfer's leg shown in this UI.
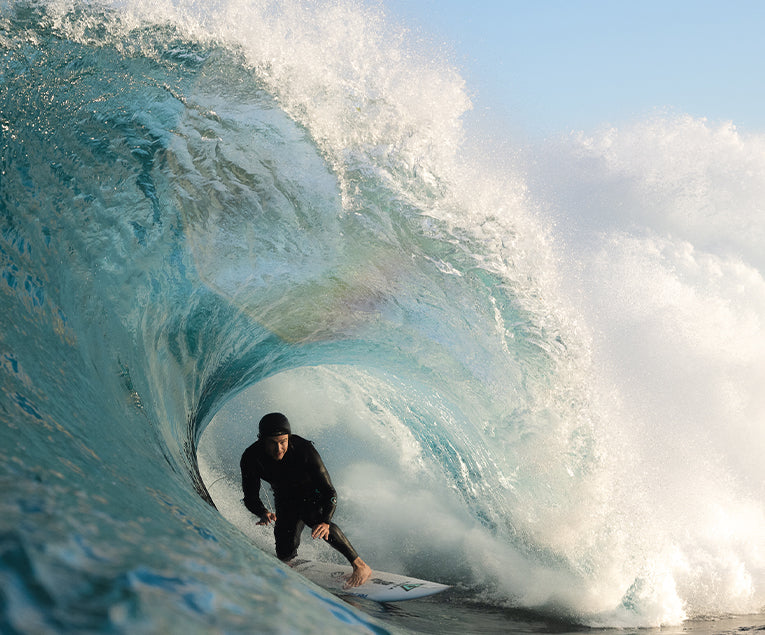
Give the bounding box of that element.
[323,525,371,587]
[323,523,359,564]
[274,505,304,561]
[302,505,359,563]
[303,505,371,588]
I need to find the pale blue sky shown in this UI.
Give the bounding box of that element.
[385,0,765,137]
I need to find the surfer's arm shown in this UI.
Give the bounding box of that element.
[240,454,269,518]
[257,511,277,525]
[306,444,338,524]
[242,478,269,518]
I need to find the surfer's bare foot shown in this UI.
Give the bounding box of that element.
[344,557,372,588]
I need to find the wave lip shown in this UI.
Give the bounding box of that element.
[2,0,765,631]
[0,3,394,632]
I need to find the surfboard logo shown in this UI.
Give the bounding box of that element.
[291,559,448,601]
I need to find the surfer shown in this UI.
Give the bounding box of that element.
[240,412,372,588]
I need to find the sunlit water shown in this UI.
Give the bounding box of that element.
[1,0,764,632]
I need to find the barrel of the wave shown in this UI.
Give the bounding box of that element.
[239,412,450,601]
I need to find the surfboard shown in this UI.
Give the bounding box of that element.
[288,558,449,602]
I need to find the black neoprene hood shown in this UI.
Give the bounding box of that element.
[258,412,291,438]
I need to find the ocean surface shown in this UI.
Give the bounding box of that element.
[2,0,764,632]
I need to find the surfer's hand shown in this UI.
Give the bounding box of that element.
[257,512,276,525]
[311,522,330,540]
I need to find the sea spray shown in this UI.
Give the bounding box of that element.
[1,0,764,630]
[527,116,765,620]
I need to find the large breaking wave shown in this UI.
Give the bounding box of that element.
[1,0,764,631]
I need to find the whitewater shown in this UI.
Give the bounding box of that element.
[1,0,764,632]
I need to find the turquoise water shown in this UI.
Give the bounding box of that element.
[2,0,764,632]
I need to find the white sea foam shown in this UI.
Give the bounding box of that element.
[12,0,764,625]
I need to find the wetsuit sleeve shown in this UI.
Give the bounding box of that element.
[240,451,268,518]
[306,444,338,524]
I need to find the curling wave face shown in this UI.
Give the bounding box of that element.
[2,0,764,631]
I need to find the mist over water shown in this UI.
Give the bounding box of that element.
[1,0,764,631]
[538,117,765,622]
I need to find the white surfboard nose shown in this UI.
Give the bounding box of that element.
[289,559,449,602]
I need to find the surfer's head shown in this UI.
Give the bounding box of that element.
[259,412,291,461]
[259,412,291,438]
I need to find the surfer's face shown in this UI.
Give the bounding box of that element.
[264,434,289,461]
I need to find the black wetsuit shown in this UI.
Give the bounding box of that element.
[240,434,359,564]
